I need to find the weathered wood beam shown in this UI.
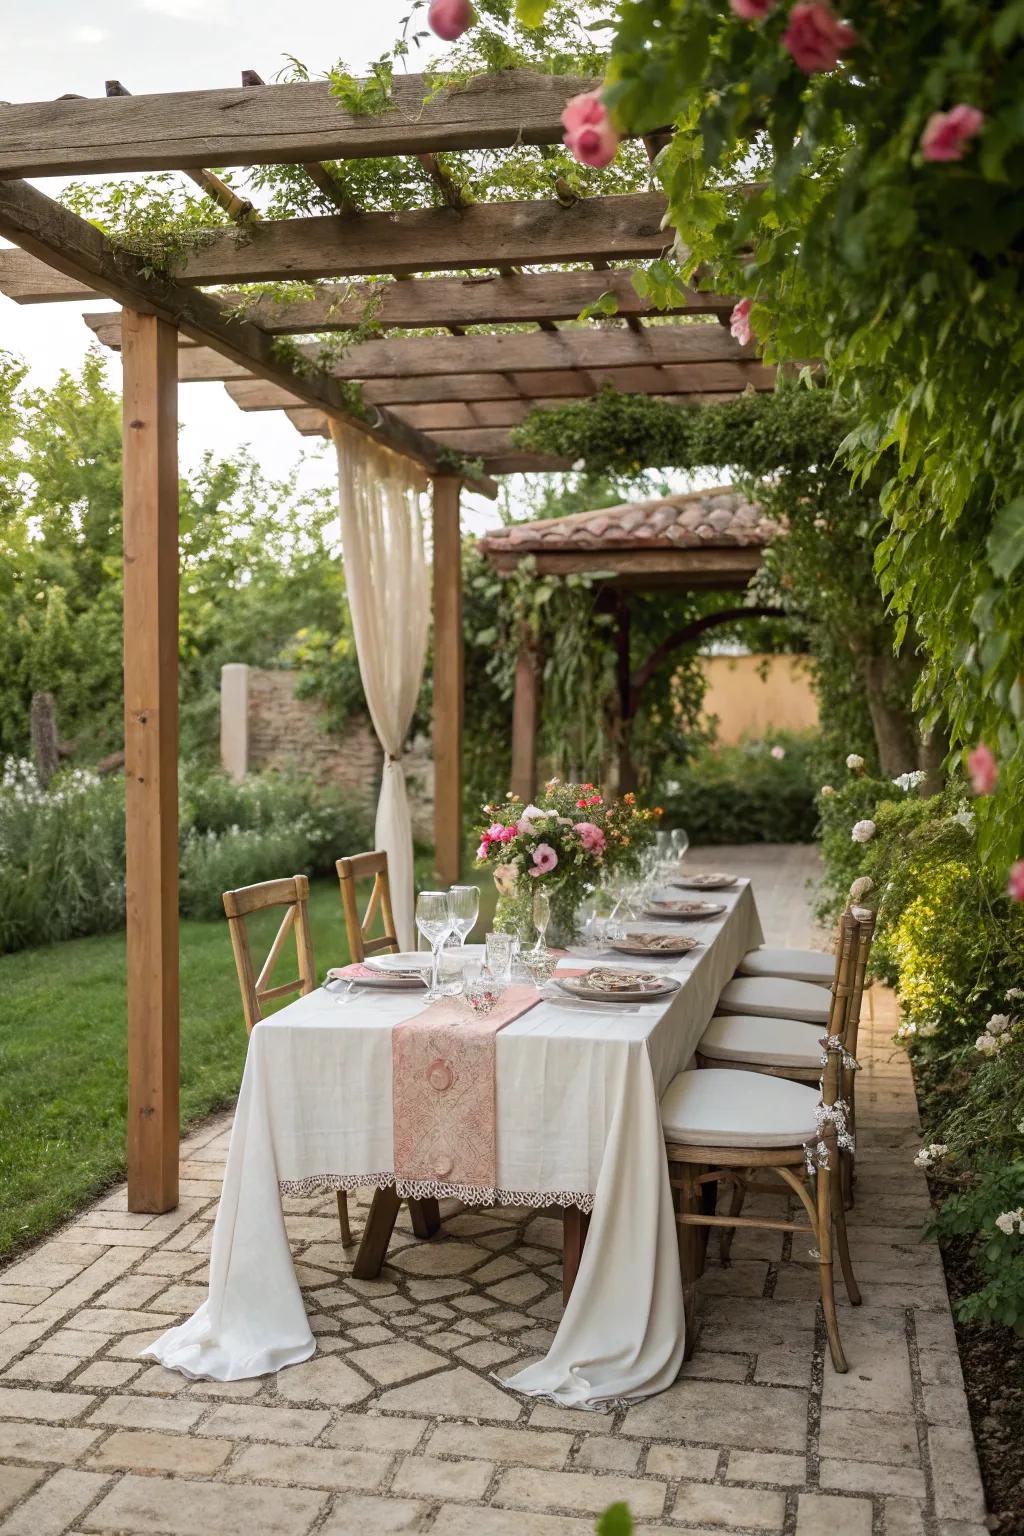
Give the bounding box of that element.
[0,71,600,176]
[105,80,256,223]
[486,547,765,581]
[483,454,574,474]
[1,255,737,328]
[163,194,670,283]
[241,70,360,216]
[0,178,495,492]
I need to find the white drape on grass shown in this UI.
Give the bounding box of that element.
[331,421,429,949]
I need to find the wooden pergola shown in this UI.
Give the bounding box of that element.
[0,68,776,1217]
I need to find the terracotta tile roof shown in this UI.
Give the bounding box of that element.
[478,486,777,556]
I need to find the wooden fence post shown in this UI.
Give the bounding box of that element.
[122,307,180,1214]
[432,475,463,885]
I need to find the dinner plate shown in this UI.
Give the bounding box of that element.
[555,969,681,1003]
[368,944,486,974]
[672,874,738,891]
[609,933,701,957]
[644,899,727,919]
[348,971,426,990]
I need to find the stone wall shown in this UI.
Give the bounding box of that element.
[220,664,434,838]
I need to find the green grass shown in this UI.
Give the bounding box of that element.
[0,864,494,1261]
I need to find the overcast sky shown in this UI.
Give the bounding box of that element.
[0,1,509,528]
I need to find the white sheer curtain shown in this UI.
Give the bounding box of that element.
[331,421,429,949]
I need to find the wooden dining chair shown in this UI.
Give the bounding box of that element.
[336,850,401,964]
[222,873,353,1247]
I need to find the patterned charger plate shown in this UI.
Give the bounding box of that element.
[644,899,727,919]
[609,932,701,957]
[556,968,681,1003]
[672,874,738,891]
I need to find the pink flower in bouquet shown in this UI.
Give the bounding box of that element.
[574,821,606,855]
[493,862,519,895]
[731,0,776,17]
[476,841,489,860]
[562,90,620,169]
[1007,861,1024,902]
[427,0,473,41]
[530,843,559,877]
[967,743,998,796]
[782,2,857,73]
[730,298,755,346]
[920,105,984,163]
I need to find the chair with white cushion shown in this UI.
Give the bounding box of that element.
[737,946,835,984]
[715,973,833,1024]
[661,1042,860,1373]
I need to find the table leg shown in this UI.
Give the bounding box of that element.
[408,1197,441,1239]
[351,1186,401,1279]
[562,1206,591,1305]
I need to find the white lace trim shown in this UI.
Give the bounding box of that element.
[278,1170,594,1213]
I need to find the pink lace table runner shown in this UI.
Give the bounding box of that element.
[392,984,540,1195]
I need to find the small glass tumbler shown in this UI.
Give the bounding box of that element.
[436,948,465,999]
[484,930,514,986]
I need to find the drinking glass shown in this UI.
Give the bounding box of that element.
[671,826,690,864]
[532,887,551,951]
[655,829,673,872]
[436,947,465,999]
[448,884,480,946]
[416,890,452,999]
[484,930,514,986]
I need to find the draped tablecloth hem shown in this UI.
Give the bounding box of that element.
[278,1170,595,1213]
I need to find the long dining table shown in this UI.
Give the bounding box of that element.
[144,880,763,1407]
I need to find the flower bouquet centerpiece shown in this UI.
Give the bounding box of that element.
[475,779,660,945]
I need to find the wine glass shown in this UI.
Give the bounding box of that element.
[671,826,690,866]
[416,890,452,999]
[448,884,480,947]
[532,887,551,951]
[655,829,673,873]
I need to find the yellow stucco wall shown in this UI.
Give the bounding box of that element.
[699,653,819,744]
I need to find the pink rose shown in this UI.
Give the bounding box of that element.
[782,2,857,73]
[771,745,786,760]
[476,841,489,860]
[530,842,559,877]
[574,821,606,855]
[1008,861,1024,903]
[968,743,998,796]
[562,90,620,169]
[920,105,985,163]
[730,298,755,347]
[488,822,505,839]
[498,825,518,843]
[427,0,473,41]
[731,0,776,16]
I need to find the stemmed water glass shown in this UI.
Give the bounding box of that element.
[671,826,690,867]
[532,887,551,951]
[448,884,480,947]
[415,890,453,1000]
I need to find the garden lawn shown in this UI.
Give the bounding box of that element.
[0,867,490,1262]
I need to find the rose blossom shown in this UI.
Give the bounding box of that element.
[562,90,620,169]
[731,0,775,15]
[530,842,559,877]
[968,743,998,795]
[427,0,473,41]
[995,1209,1024,1236]
[1008,861,1024,903]
[771,744,786,760]
[846,753,865,772]
[730,298,754,346]
[986,1013,1012,1036]
[820,784,836,797]
[782,2,857,73]
[920,105,985,163]
[851,819,875,844]
[574,821,606,855]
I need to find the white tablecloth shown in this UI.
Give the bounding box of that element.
[144,882,762,1405]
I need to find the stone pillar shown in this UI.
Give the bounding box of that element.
[220,663,250,782]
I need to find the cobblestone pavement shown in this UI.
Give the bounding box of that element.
[0,848,987,1535]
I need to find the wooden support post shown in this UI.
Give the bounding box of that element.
[122,308,180,1214]
[432,475,463,886]
[615,597,638,794]
[510,626,541,804]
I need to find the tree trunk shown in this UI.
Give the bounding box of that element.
[859,655,919,778]
[30,692,60,787]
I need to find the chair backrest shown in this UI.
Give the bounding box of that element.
[824,908,859,1047]
[222,874,317,1034]
[843,904,876,1060]
[336,850,400,963]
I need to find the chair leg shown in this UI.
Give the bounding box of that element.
[831,1160,861,1306]
[719,1171,748,1266]
[336,1190,353,1247]
[408,1197,441,1240]
[816,1159,848,1374]
[674,1161,705,1362]
[351,1186,401,1280]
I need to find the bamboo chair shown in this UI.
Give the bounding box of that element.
[662,1035,861,1373]
[336,850,401,963]
[222,874,352,1247]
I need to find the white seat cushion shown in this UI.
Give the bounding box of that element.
[716,975,832,1025]
[699,1014,825,1069]
[738,946,835,985]
[661,1068,820,1148]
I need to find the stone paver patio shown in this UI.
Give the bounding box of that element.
[0,847,988,1535]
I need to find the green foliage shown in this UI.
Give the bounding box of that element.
[597,0,1024,876]
[596,1505,634,1536]
[661,732,818,846]
[0,761,372,953]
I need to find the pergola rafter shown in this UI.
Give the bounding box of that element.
[0,65,780,1217]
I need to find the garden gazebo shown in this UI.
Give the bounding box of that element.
[0,68,778,1216]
